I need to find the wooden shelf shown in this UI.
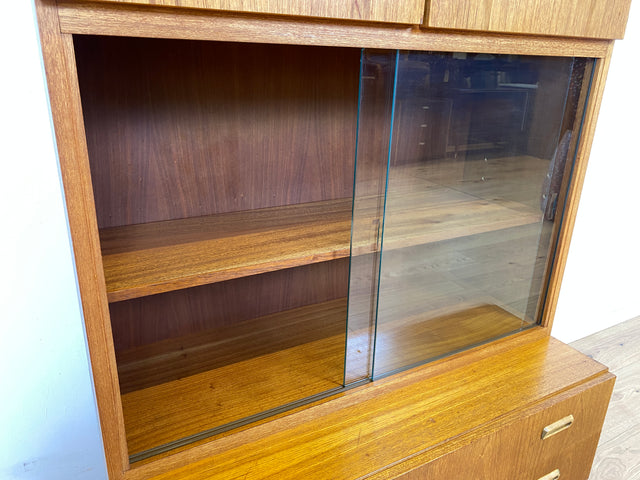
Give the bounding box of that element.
[377,157,544,252]
[101,159,544,303]
[373,303,527,374]
[119,299,525,457]
[101,199,352,302]
[128,336,613,479]
[120,299,348,457]
[116,298,348,394]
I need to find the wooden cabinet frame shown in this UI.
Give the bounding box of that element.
[35,1,625,478]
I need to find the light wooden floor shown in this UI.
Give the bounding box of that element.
[570,315,640,480]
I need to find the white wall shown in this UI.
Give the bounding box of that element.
[0,2,108,479]
[552,0,640,343]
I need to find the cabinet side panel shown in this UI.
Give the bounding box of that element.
[34,1,129,477]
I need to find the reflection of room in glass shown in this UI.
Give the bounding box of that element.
[370,52,590,377]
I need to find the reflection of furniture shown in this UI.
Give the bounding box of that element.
[35,0,631,479]
[448,88,532,154]
[393,97,453,163]
[394,86,536,161]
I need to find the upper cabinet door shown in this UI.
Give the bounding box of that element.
[425,0,632,39]
[87,0,427,24]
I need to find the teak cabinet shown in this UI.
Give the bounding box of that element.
[36,0,631,479]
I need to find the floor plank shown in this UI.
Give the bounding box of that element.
[570,315,640,480]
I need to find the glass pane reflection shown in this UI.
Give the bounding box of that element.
[368,52,592,377]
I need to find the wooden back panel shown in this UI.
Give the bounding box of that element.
[110,259,349,351]
[74,36,360,228]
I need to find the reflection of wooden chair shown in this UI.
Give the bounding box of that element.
[541,130,572,220]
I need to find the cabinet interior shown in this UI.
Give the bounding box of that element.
[72,34,592,461]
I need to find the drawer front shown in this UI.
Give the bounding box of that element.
[87,0,426,24]
[394,373,615,479]
[425,0,631,39]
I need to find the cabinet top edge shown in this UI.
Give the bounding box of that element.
[56,1,611,59]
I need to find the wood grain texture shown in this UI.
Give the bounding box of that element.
[81,0,426,24]
[57,1,611,58]
[571,315,640,373]
[379,159,544,250]
[372,304,525,375]
[110,259,349,351]
[375,221,547,333]
[122,336,609,479]
[127,327,551,467]
[593,368,640,447]
[36,3,625,478]
[102,157,547,302]
[99,154,550,304]
[101,200,352,302]
[34,1,129,476]
[74,36,359,230]
[121,300,348,457]
[427,0,632,39]
[390,373,615,479]
[116,298,348,393]
[120,303,522,455]
[343,49,395,383]
[571,316,640,480]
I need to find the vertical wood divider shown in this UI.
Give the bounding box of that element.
[34,1,129,477]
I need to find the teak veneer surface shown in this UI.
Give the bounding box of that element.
[123,336,609,479]
[373,304,527,374]
[34,2,130,476]
[116,298,348,393]
[391,373,614,479]
[35,0,626,478]
[427,0,632,39]
[538,44,614,328]
[101,200,352,302]
[120,301,524,457]
[57,1,611,59]
[102,158,544,302]
[121,305,347,457]
[74,36,359,230]
[81,0,426,24]
[571,316,640,480]
[109,259,349,351]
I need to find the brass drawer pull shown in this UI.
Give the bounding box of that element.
[541,415,574,439]
[537,469,560,480]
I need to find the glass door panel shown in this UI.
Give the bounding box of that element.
[345,50,397,384]
[367,51,593,378]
